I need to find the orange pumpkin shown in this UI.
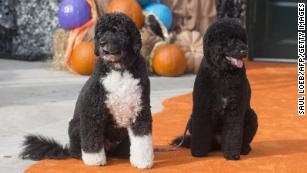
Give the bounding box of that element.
[70,42,97,75]
[152,44,187,77]
[107,0,144,28]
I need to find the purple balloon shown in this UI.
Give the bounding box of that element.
[58,0,91,30]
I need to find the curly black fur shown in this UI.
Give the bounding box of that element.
[172,18,258,160]
[20,13,152,165]
[216,0,247,26]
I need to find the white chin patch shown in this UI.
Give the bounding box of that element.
[112,63,122,69]
[101,70,142,128]
[82,148,106,166]
[106,61,122,69]
[226,56,243,68]
[128,128,154,169]
[103,56,123,69]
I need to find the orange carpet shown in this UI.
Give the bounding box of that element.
[26,61,307,173]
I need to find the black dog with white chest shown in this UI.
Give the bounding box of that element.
[20,13,154,169]
[172,19,258,160]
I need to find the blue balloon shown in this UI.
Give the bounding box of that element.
[58,0,91,30]
[137,0,151,7]
[144,3,173,30]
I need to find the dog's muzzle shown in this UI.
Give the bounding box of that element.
[226,56,244,68]
[226,49,248,68]
[101,45,122,63]
[103,54,121,63]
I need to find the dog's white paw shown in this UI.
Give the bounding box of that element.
[130,151,154,169]
[82,149,107,166]
[128,128,154,169]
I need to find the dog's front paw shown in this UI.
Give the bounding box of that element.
[191,150,208,157]
[82,149,107,166]
[128,129,154,169]
[224,151,240,160]
[130,151,154,169]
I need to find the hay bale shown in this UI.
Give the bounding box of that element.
[140,27,163,61]
[52,29,69,71]
[140,27,163,74]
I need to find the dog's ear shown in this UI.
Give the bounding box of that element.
[94,21,104,57]
[130,26,142,55]
[94,38,102,57]
[94,41,99,57]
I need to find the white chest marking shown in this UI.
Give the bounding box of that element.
[101,70,142,127]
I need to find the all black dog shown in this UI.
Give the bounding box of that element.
[172,18,258,160]
[20,13,154,169]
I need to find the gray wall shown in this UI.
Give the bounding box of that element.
[0,0,60,61]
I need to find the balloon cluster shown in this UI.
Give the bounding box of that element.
[56,0,178,76]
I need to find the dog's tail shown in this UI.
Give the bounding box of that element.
[171,135,191,148]
[20,135,70,160]
[172,135,222,151]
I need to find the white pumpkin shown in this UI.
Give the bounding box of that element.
[175,30,203,73]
